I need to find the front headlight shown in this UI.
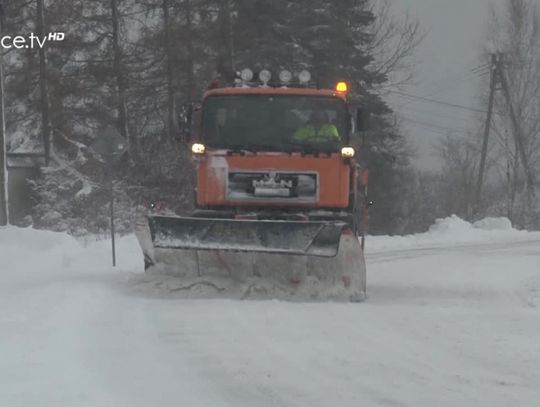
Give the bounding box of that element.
[341,147,355,158]
[191,143,206,155]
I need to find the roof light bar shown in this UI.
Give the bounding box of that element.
[259,70,272,85]
[279,70,292,85]
[240,68,254,82]
[298,70,311,84]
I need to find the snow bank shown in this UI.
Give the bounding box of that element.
[0,225,142,277]
[0,225,81,252]
[2,215,537,273]
[367,215,540,253]
[0,226,82,276]
[472,217,513,231]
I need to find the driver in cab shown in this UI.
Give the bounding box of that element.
[293,110,340,143]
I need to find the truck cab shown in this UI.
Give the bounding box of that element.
[186,71,361,219]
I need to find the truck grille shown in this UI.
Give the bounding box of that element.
[228,171,318,202]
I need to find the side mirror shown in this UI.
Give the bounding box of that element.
[178,103,193,142]
[356,108,368,147]
[356,108,366,132]
[190,104,202,141]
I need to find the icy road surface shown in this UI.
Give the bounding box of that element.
[1,217,540,407]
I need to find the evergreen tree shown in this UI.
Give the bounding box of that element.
[4,0,419,235]
[229,1,413,233]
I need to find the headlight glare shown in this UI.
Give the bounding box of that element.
[192,143,206,155]
[341,147,355,158]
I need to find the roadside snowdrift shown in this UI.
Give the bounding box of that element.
[0,226,141,280]
[1,215,537,274]
[368,215,540,253]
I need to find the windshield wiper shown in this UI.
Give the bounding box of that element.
[286,141,335,155]
[223,145,256,154]
[248,144,282,152]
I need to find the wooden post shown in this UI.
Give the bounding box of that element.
[474,54,498,214]
[109,159,116,267]
[497,54,536,201]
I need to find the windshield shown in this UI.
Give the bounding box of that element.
[202,95,348,152]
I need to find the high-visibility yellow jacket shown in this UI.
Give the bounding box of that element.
[293,124,340,143]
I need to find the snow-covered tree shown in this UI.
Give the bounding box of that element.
[481,0,540,227]
[5,0,422,235]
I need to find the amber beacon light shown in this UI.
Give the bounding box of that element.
[336,81,348,93]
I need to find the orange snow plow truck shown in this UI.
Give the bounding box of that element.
[135,69,369,301]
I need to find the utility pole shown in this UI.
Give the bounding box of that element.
[475,53,498,213]
[497,53,535,202]
[475,52,536,216]
[0,0,9,226]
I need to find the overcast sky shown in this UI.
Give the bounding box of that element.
[386,0,507,170]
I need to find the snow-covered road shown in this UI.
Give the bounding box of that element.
[1,218,539,407]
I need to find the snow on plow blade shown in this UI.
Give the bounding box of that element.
[135,216,366,301]
[150,216,346,256]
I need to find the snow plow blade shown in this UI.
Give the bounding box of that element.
[135,216,366,301]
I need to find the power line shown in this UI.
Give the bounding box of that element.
[423,65,490,97]
[388,102,478,123]
[400,116,473,135]
[401,63,491,103]
[388,90,488,114]
[391,95,539,127]
[389,63,491,112]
